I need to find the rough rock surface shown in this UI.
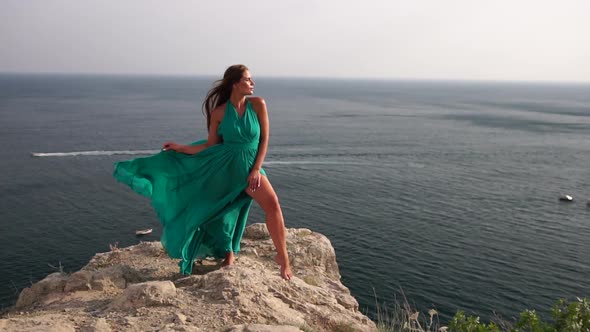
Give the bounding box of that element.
[0,224,376,331]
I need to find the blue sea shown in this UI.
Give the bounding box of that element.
[1,74,589,322]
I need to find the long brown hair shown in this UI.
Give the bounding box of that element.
[202,64,249,130]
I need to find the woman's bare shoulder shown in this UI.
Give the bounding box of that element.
[248,96,266,105]
[207,105,225,128]
[248,97,266,113]
[211,104,226,119]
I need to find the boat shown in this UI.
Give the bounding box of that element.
[135,228,153,235]
[559,195,573,202]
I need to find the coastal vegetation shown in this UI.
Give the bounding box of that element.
[375,297,590,332]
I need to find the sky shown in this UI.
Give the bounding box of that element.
[1,0,589,82]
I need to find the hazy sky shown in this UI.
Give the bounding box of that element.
[1,0,589,82]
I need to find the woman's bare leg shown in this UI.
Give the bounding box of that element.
[246,176,292,280]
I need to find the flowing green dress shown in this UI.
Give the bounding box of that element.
[113,100,265,275]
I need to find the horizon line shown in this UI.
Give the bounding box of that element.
[1,70,589,85]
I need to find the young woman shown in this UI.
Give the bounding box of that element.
[114,65,292,280]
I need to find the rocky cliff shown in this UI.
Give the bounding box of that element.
[0,224,376,332]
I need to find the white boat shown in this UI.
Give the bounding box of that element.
[559,194,573,202]
[135,228,153,235]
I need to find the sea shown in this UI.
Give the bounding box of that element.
[1,73,589,323]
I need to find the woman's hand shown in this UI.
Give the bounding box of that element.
[162,141,184,153]
[247,169,261,192]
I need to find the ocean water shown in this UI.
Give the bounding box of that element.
[1,74,589,322]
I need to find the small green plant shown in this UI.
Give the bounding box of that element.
[512,309,549,332]
[449,311,500,332]
[551,297,590,332]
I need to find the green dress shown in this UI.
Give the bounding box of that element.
[113,100,265,275]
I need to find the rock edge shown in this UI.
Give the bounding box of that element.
[1,224,376,332]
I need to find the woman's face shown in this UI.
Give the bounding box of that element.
[234,70,255,95]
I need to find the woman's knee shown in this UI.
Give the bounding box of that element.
[263,194,281,214]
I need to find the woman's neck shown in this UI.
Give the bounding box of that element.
[229,93,246,110]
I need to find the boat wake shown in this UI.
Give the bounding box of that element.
[30,150,365,166]
[31,150,160,157]
[264,161,353,165]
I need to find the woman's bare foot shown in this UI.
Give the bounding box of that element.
[274,255,293,280]
[221,252,235,267]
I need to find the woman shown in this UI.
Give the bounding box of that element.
[113,64,292,280]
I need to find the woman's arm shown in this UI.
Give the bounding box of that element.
[248,97,269,190]
[162,106,224,154]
